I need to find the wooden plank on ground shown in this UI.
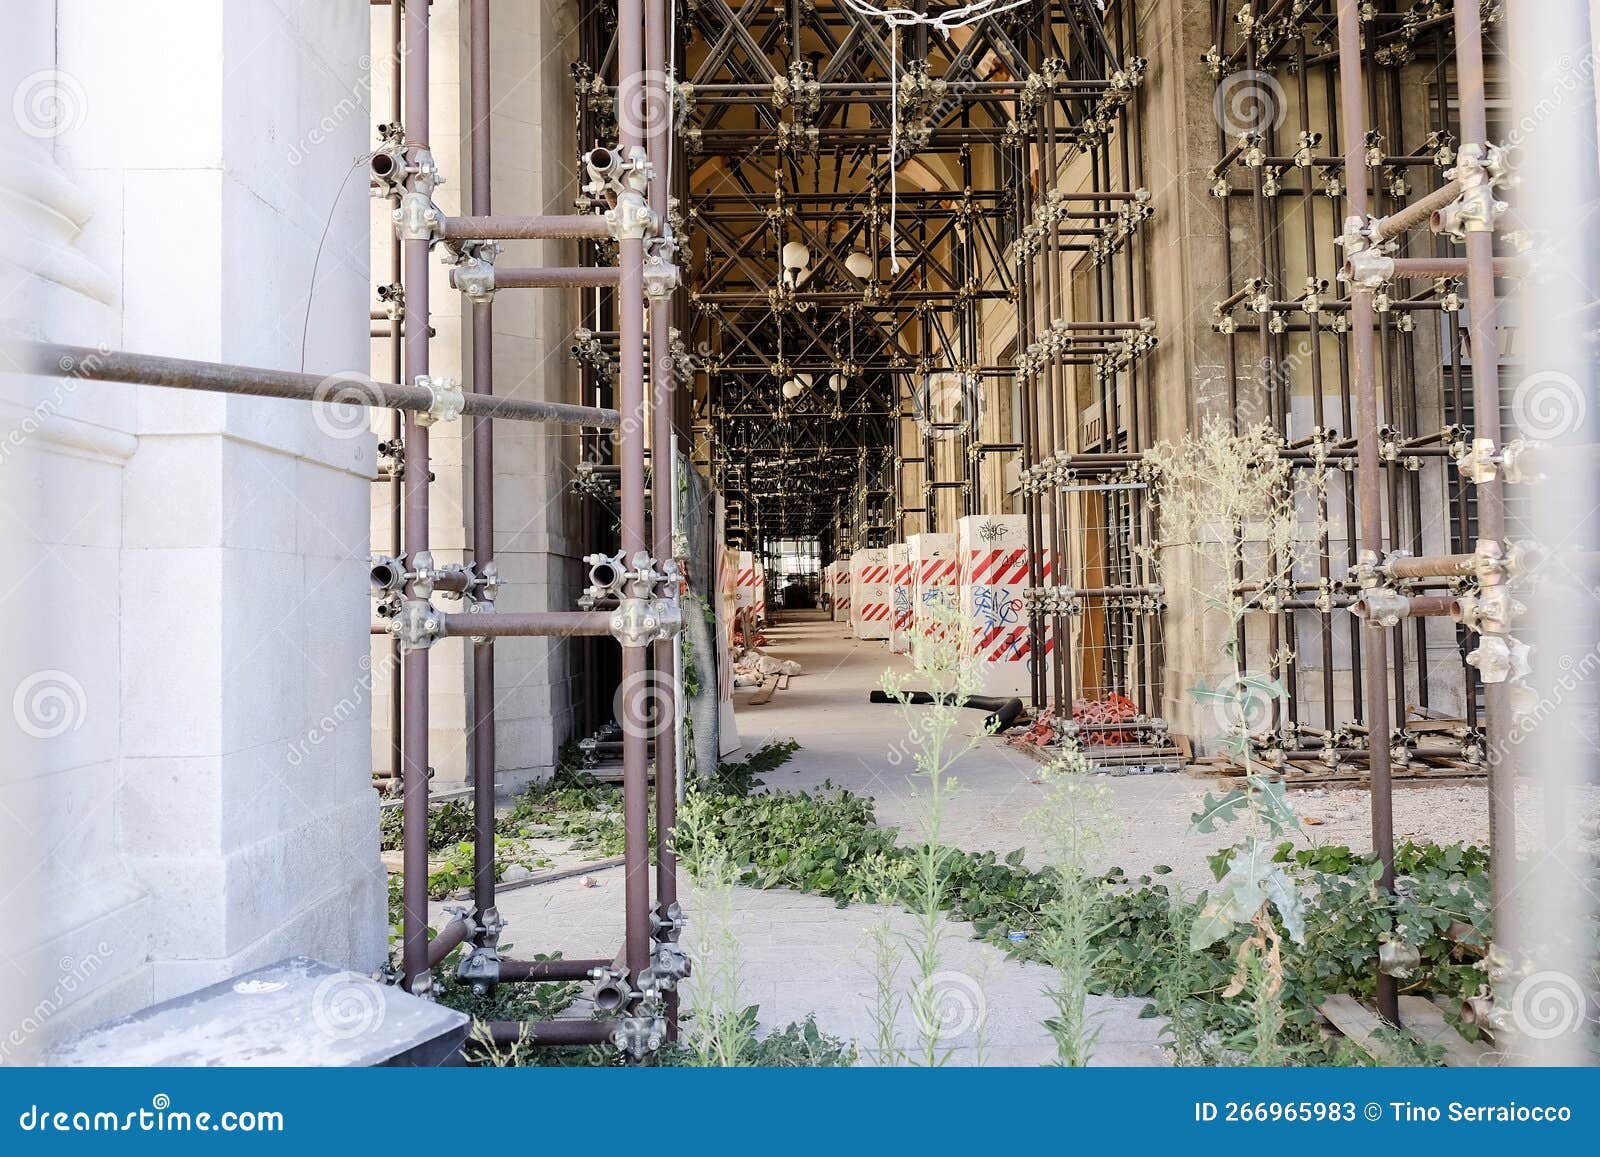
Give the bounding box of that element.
[750,676,779,705]
[1397,995,1494,1067]
[1318,995,1409,1065]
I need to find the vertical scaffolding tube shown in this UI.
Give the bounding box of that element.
[645,0,681,1035]
[1452,0,1517,945]
[617,0,652,988]
[1334,0,1399,1024]
[400,0,434,995]
[468,0,497,928]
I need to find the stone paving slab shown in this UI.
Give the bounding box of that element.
[443,867,1168,1067]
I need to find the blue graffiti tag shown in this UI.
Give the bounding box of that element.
[971,586,1021,630]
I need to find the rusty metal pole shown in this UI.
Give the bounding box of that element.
[616,0,652,995]
[1452,0,1518,951]
[644,0,681,1037]
[386,0,405,793]
[1335,0,1399,1025]
[400,0,434,996]
[468,0,497,932]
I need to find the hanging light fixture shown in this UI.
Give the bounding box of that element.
[781,378,804,400]
[781,241,812,287]
[844,249,874,279]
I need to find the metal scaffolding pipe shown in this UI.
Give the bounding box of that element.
[23,343,623,429]
[440,214,611,241]
[494,266,621,289]
[498,957,613,982]
[468,0,498,931]
[436,612,615,638]
[1335,0,1399,1025]
[616,0,653,999]
[1453,0,1518,955]
[484,1019,617,1047]
[645,0,680,1041]
[426,917,472,968]
[1370,179,1463,242]
[400,0,433,997]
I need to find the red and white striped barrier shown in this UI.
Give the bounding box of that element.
[888,543,913,653]
[851,547,892,640]
[908,532,957,666]
[831,557,851,622]
[734,550,756,611]
[753,565,766,627]
[957,515,1045,695]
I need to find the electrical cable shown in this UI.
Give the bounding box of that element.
[299,153,376,374]
[839,0,1032,274]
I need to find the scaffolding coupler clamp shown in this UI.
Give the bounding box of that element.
[643,234,680,299]
[1342,238,1397,292]
[608,599,657,646]
[1456,436,1539,486]
[642,941,690,994]
[448,240,501,301]
[451,905,505,994]
[389,598,444,653]
[605,553,684,648]
[1467,631,1531,685]
[1354,587,1413,629]
[372,134,444,199]
[581,550,628,608]
[584,145,656,240]
[652,901,685,941]
[415,375,464,426]
[1436,142,1509,240]
[393,191,444,244]
[612,1015,666,1060]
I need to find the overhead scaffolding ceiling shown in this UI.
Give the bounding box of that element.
[573,0,1135,541]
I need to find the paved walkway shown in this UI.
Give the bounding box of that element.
[448,610,1169,1065]
[451,610,1555,1065]
[468,868,1167,1065]
[739,611,1535,889]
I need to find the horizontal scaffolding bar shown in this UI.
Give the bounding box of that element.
[440,214,611,241]
[23,343,621,429]
[495,266,620,289]
[499,957,613,982]
[437,611,615,638]
[484,1019,616,1047]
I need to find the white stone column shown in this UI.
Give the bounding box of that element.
[0,0,388,1054]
